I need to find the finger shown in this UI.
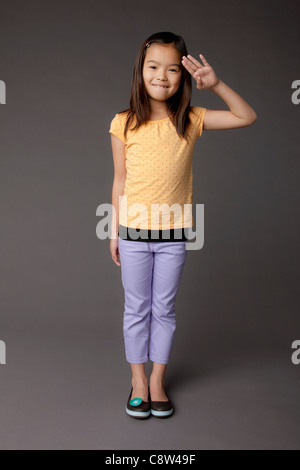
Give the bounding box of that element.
[182,57,199,76]
[199,54,209,66]
[181,61,194,76]
[113,257,121,266]
[182,62,195,76]
[187,54,204,69]
[182,55,199,71]
[193,70,205,88]
[196,76,203,89]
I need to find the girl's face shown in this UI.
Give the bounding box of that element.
[142,43,182,103]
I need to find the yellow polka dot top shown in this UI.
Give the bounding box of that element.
[109,106,206,231]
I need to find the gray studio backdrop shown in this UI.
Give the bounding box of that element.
[0,0,299,450]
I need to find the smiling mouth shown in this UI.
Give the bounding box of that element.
[152,84,169,88]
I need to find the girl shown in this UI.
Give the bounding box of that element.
[109,32,257,419]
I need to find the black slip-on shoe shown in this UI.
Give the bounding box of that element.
[126,388,151,420]
[150,394,174,418]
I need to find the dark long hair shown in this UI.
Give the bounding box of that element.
[118,31,193,142]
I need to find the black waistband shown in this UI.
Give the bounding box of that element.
[118,225,190,242]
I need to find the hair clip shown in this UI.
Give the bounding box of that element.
[145,41,151,48]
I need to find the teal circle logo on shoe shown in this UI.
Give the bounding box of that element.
[130,398,142,407]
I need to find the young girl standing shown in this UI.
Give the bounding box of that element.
[109,32,257,419]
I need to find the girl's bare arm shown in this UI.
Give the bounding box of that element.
[181,53,257,130]
[203,79,257,130]
[110,134,126,266]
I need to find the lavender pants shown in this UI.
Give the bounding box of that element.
[118,236,188,365]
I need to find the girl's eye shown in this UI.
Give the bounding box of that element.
[150,66,178,72]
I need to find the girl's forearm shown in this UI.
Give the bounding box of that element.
[111,180,125,239]
[209,79,257,121]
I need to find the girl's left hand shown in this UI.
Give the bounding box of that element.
[181,54,219,90]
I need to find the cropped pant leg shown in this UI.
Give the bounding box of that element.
[118,237,153,364]
[118,237,188,365]
[149,242,188,364]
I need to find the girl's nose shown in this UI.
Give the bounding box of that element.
[157,72,168,80]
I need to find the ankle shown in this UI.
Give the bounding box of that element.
[132,376,148,388]
[150,375,165,387]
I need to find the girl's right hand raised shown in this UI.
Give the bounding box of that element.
[110,238,121,266]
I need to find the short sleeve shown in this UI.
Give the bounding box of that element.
[109,114,126,144]
[197,107,207,138]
